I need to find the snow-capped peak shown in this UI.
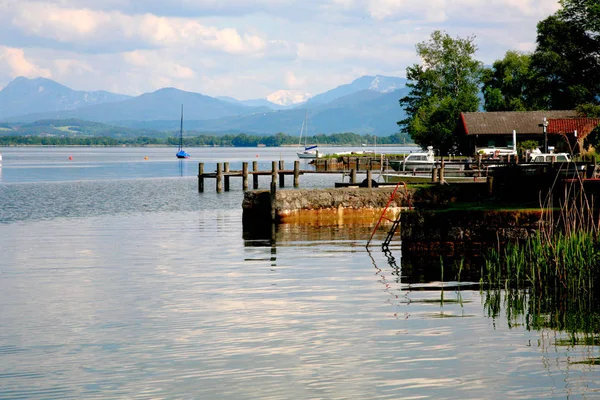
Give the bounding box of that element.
[267,90,312,106]
[368,76,400,93]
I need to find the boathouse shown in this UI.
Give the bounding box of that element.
[457,110,600,155]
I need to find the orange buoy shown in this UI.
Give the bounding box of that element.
[68,156,73,160]
[144,156,148,160]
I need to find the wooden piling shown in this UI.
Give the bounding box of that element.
[350,168,356,184]
[367,169,372,188]
[216,163,223,193]
[271,161,277,193]
[198,162,204,193]
[293,161,300,188]
[242,162,249,191]
[253,161,259,189]
[439,159,445,184]
[279,160,285,187]
[432,167,438,183]
[487,176,494,196]
[224,162,230,191]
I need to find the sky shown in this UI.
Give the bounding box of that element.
[0,0,561,100]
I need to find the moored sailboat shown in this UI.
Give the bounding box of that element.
[176,105,190,159]
[297,110,322,159]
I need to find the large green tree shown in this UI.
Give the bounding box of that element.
[482,51,539,111]
[530,0,600,109]
[558,0,600,33]
[398,31,482,154]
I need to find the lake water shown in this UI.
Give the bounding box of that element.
[1,146,599,399]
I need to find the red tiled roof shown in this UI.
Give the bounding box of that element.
[547,118,600,134]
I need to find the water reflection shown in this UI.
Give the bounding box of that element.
[178,159,187,177]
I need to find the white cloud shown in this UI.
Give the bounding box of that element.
[0,0,562,99]
[0,46,52,79]
[9,2,267,55]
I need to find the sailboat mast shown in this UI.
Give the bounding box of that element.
[179,105,184,151]
[299,109,307,147]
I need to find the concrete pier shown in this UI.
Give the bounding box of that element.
[242,187,411,225]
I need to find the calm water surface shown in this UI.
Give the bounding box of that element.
[0,147,599,399]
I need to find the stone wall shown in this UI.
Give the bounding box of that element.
[401,209,542,254]
[242,187,413,226]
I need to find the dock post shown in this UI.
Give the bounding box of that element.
[270,161,278,221]
[198,162,204,193]
[293,161,300,188]
[253,161,259,189]
[224,162,230,191]
[432,167,439,183]
[279,160,285,188]
[439,159,445,184]
[216,163,223,193]
[367,169,372,188]
[487,176,494,196]
[271,161,278,193]
[242,162,249,191]
[350,168,356,184]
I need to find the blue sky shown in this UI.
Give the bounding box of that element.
[0,0,560,100]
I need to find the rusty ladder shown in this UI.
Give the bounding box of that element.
[366,181,410,248]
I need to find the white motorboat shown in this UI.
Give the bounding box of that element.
[389,146,464,172]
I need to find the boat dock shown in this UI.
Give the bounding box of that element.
[197,160,385,192]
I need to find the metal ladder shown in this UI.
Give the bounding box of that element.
[366,181,410,248]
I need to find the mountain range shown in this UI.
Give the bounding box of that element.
[0,75,408,136]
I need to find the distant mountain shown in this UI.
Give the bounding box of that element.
[6,87,269,123]
[118,87,410,136]
[1,75,409,136]
[0,77,131,120]
[306,75,406,106]
[216,96,289,110]
[266,90,312,106]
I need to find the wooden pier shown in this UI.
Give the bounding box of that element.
[197,160,380,192]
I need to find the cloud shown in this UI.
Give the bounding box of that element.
[0,0,562,100]
[0,46,52,79]
[9,2,268,55]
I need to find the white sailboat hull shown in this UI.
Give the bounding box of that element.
[297,150,321,159]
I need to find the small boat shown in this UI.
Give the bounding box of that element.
[176,105,190,159]
[381,172,486,184]
[389,146,464,172]
[297,110,322,159]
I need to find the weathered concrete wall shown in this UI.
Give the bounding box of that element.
[242,187,413,226]
[401,209,542,255]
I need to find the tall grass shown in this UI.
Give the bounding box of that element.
[482,159,600,334]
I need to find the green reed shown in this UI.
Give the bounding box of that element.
[484,167,600,290]
[482,165,600,335]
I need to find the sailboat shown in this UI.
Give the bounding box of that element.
[176,105,190,159]
[297,110,322,159]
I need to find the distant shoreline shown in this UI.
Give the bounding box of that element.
[0,143,418,148]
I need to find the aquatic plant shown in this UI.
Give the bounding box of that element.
[482,156,600,334]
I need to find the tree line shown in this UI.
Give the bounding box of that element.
[399,0,600,154]
[0,131,411,147]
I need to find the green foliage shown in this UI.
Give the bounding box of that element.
[575,103,600,149]
[398,30,482,154]
[0,131,412,147]
[558,0,600,33]
[484,1,599,112]
[482,51,538,111]
[517,140,539,153]
[576,103,600,118]
[530,10,600,109]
